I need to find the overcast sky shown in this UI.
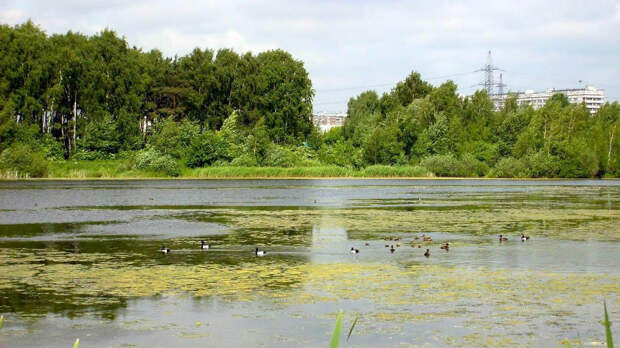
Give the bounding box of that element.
[2,0,619,112]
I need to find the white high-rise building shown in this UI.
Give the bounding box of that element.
[312,113,347,132]
[494,86,606,114]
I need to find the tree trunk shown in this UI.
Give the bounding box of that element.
[73,91,77,153]
[609,124,616,172]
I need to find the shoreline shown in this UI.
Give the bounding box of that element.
[2,176,618,181]
[2,161,617,181]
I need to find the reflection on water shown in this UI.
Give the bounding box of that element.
[0,179,619,347]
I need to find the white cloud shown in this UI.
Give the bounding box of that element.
[0,9,25,23]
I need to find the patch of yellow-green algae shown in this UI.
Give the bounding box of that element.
[219,206,620,241]
[2,249,617,307]
[1,248,618,346]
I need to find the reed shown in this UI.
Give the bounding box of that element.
[604,301,614,348]
[330,310,343,348]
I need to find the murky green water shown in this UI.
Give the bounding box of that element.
[0,179,618,347]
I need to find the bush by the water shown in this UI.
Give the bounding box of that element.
[421,154,488,177]
[0,144,49,177]
[134,148,180,176]
[489,157,527,178]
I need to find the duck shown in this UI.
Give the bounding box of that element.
[396,244,400,247]
[254,247,266,256]
[440,243,450,251]
[385,244,390,248]
[200,240,210,250]
[424,249,430,257]
[350,247,360,254]
[364,242,370,246]
[499,235,508,242]
[423,236,433,242]
[160,245,170,254]
[414,236,419,240]
[520,233,530,242]
[390,245,396,253]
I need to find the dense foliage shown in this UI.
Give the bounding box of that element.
[0,21,313,172]
[340,72,619,178]
[1,21,618,178]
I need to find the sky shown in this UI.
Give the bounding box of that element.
[2,0,619,113]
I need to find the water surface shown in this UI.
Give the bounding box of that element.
[0,179,618,347]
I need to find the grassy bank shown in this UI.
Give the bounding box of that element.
[35,160,431,179]
[181,165,430,178]
[4,160,618,180]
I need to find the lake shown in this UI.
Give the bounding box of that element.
[0,179,618,347]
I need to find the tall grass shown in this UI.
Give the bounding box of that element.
[177,165,431,178]
[47,160,171,179]
[38,160,435,179]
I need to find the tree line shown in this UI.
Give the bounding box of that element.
[0,21,313,161]
[339,72,619,177]
[1,21,618,178]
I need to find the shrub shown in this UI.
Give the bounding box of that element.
[186,131,229,168]
[0,144,49,177]
[72,150,111,161]
[230,153,259,167]
[79,115,121,157]
[459,153,489,177]
[263,145,300,167]
[524,151,560,178]
[489,157,527,178]
[135,147,179,176]
[149,118,199,159]
[420,153,487,177]
[421,154,460,177]
[39,133,65,160]
[318,140,363,168]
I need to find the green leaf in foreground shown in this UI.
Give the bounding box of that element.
[330,310,343,348]
[347,316,358,341]
[604,301,614,348]
[73,338,79,348]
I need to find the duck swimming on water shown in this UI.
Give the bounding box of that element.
[200,240,210,250]
[255,247,266,256]
[390,245,395,253]
[350,247,360,254]
[424,249,430,257]
[161,245,170,254]
[521,234,530,242]
[499,235,508,242]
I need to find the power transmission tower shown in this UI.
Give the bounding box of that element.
[497,73,506,97]
[477,50,502,95]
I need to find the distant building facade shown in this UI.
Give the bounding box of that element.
[312,113,347,132]
[492,85,606,114]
